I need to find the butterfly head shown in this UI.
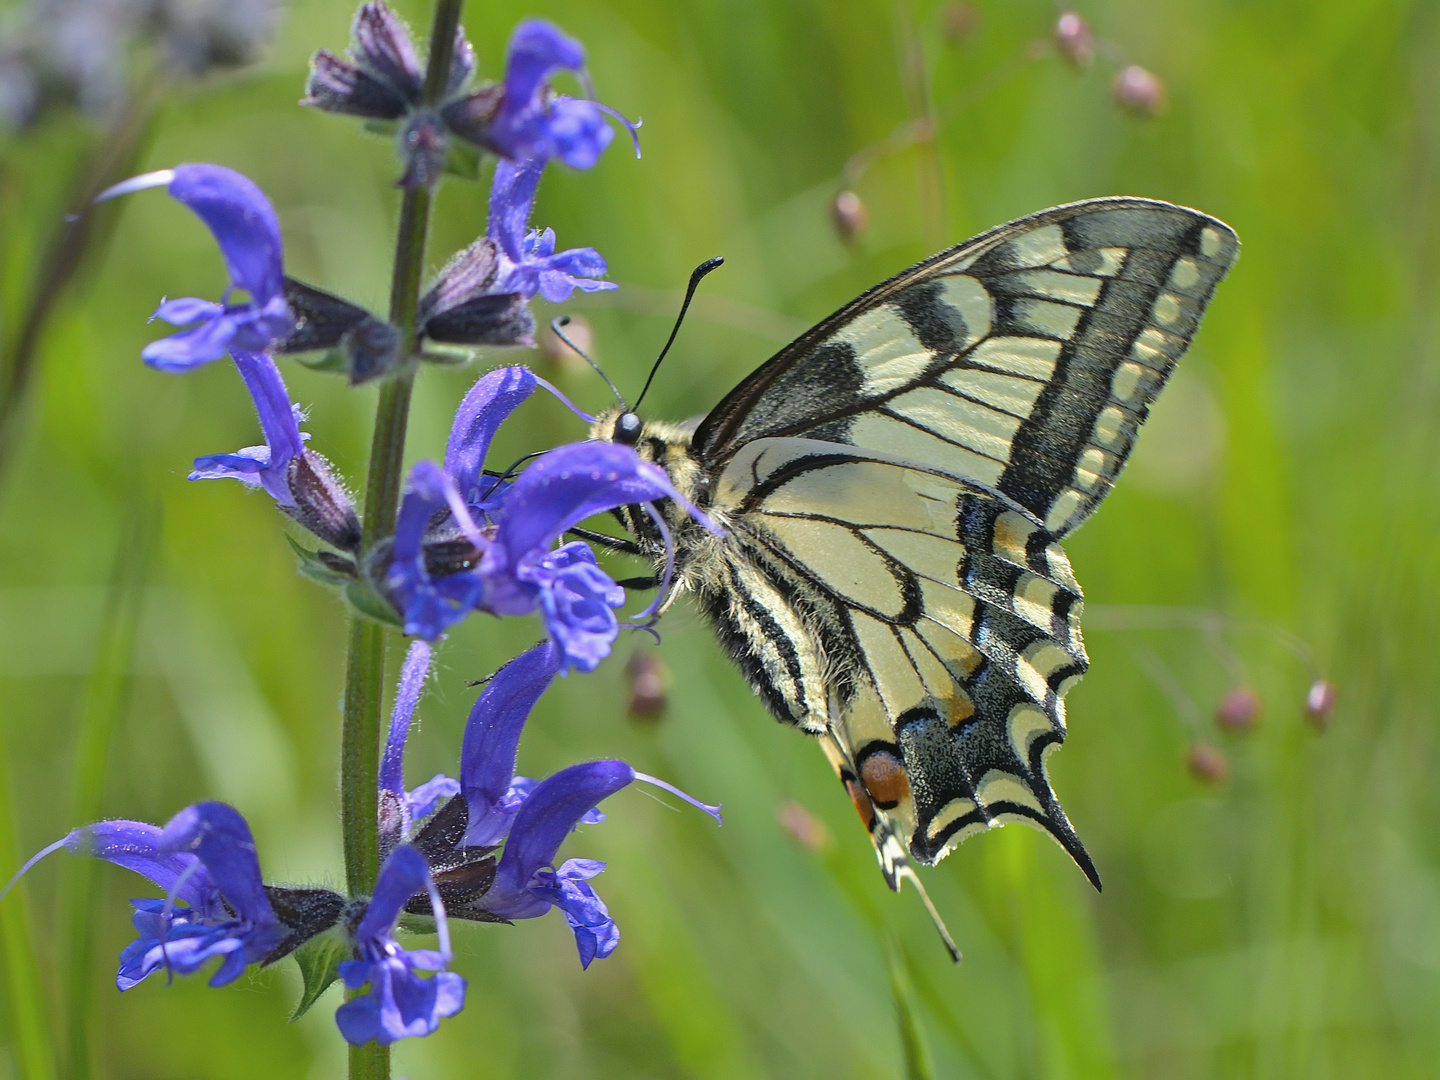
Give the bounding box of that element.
[612,411,643,446]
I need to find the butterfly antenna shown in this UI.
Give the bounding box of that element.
[550,316,626,408]
[633,256,725,412]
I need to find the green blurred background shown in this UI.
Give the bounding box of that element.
[2,0,1438,1076]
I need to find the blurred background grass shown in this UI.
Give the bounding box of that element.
[1,0,1438,1077]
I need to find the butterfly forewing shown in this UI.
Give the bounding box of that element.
[694,198,1240,537]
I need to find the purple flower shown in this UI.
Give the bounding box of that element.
[3,804,289,989]
[471,758,719,968]
[440,19,639,171]
[385,366,696,668]
[97,164,295,371]
[189,351,361,551]
[395,639,721,968]
[334,845,465,1046]
[488,158,616,303]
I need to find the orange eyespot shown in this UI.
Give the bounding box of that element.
[844,778,876,831]
[860,751,910,809]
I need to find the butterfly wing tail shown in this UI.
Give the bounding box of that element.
[819,727,961,963]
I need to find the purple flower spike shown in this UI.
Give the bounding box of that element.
[487,158,616,303]
[335,845,465,1046]
[444,366,537,510]
[189,352,305,505]
[460,642,562,847]
[529,543,626,672]
[96,164,295,371]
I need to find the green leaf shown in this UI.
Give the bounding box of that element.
[295,349,349,374]
[443,138,482,180]
[285,534,354,587]
[345,579,404,628]
[290,932,348,1022]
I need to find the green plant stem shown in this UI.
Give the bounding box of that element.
[0,85,155,491]
[339,2,464,1077]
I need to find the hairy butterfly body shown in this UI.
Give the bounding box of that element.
[591,198,1239,957]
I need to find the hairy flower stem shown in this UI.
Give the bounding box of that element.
[340,1,465,1076]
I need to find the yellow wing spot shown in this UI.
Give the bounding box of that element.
[890,387,1022,462]
[941,367,1047,417]
[917,580,978,640]
[926,797,981,841]
[1007,702,1054,759]
[1074,447,1111,492]
[1152,292,1183,327]
[975,770,1044,815]
[1042,542,1081,592]
[1200,227,1225,258]
[992,510,1036,568]
[1006,224,1068,268]
[938,275,993,347]
[1169,257,1200,291]
[850,413,1007,486]
[943,689,976,727]
[1131,326,1180,371]
[1111,361,1146,403]
[836,307,934,395]
[1011,269,1102,306]
[1014,298,1083,339]
[1092,405,1127,448]
[1014,574,1059,630]
[1024,639,1079,680]
[1044,489,1084,533]
[967,336,1062,380]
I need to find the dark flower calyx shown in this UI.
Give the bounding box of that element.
[276,278,403,384]
[260,886,347,965]
[284,450,362,551]
[420,238,533,347]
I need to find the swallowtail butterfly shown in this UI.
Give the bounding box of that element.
[590,199,1238,957]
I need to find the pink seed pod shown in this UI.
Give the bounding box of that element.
[1113,64,1166,116]
[1215,686,1262,732]
[830,190,869,243]
[777,800,833,853]
[942,3,982,44]
[1186,744,1230,784]
[1055,12,1094,68]
[1304,679,1337,727]
[626,649,668,721]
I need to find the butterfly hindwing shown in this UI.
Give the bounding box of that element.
[710,448,1095,877]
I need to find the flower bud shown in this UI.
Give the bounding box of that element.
[777,800,832,853]
[626,649,667,721]
[1186,744,1229,784]
[1113,65,1166,116]
[1054,12,1094,68]
[541,314,597,373]
[831,190,868,244]
[284,450,362,552]
[1215,686,1261,733]
[1304,679,1337,727]
[942,3,982,44]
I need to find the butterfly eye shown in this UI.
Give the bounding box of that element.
[614,412,643,445]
